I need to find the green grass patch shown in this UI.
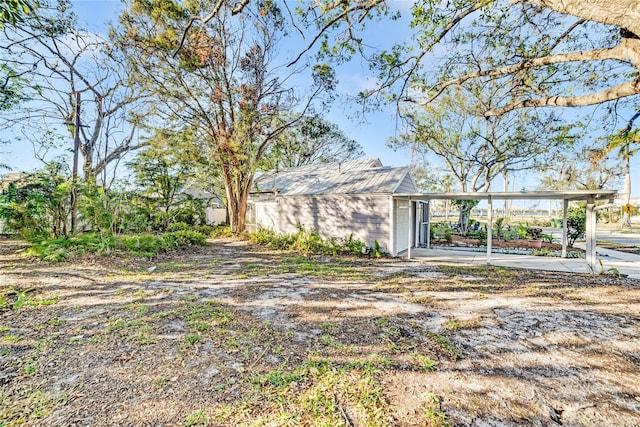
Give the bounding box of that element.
[182,409,210,426]
[220,358,391,425]
[430,333,465,361]
[245,255,369,280]
[0,289,57,311]
[25,230,209,261]
[0,388,69,425]
[411,352,438,371]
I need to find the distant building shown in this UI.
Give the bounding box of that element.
[177,182,227,225]
[0,172,26,191]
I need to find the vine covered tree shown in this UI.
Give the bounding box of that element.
[117,0,334,233]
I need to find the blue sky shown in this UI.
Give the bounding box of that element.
[3,0,639,198]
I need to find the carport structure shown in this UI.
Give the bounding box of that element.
[393,190,618,271]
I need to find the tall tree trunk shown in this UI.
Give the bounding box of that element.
[222,167,251,234]
[620,154,632,227]
[457,202,472,236]
[502,170,509,218]
[70,92,81,235]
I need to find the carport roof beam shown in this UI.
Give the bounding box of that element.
[393,190,617,201]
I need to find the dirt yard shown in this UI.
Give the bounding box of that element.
[1,238,639,426]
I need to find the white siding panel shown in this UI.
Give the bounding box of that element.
[253,195,391,252]
[255,202,279,231]
[206,208,227,225]
[395,174,417,194]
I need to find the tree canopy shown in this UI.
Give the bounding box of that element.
[259,116,364,170]
[0,0,32,27]
[301,0,640,117]
[391,82,573,192]
[191,1,640,117]
[116,0,334,232]
[0,0,146,182]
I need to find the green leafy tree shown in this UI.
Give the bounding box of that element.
[78,185,137,234]
[0,164,71,239]
[260,116,364,170]
[116,0,334,233]
[567,206,586,247]
[0,0,32,26]
[392,84,571,192]
[127,129,204,231]
[1,0,34,109]
[600,113,640,227]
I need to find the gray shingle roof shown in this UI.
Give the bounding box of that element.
[253,158,416,196]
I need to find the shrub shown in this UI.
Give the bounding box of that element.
[515,223,543,239]
[249,226,375,257]
[167,222,214,236]
[567,206,586,247]
[168,229,207,246]
[210,224,233,238]
[341,233,366,255]
[25,230,208,261]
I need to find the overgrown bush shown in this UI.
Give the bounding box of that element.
[567,206,586,247]
[210,224,233,238]
[25,230,209,261]
[249,226,376,257]
[166,222,214,237]
[0,168,71,239]
[515,223,543,240]
[531,218,552,227]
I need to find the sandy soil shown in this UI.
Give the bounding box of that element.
[1,238,639,426]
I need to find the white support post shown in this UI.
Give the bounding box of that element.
[586,196,597,271]
[407,200,413,260]
[389,196,396,256]
[486,196,493,265]
[561,199,568,258]
[414,201,420,248]
[426,201,431,249]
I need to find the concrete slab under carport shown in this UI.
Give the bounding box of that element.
[395,189,619,271]
[405,247,640,279]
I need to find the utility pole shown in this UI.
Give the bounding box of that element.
[70,92,80,234]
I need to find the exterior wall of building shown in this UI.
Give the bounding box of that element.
[395,174,417,194]
[205,207,227,225]
[250,194,392,252]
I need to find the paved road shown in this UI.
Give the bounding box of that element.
[594,229,640,246]
[542,227,640,247]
